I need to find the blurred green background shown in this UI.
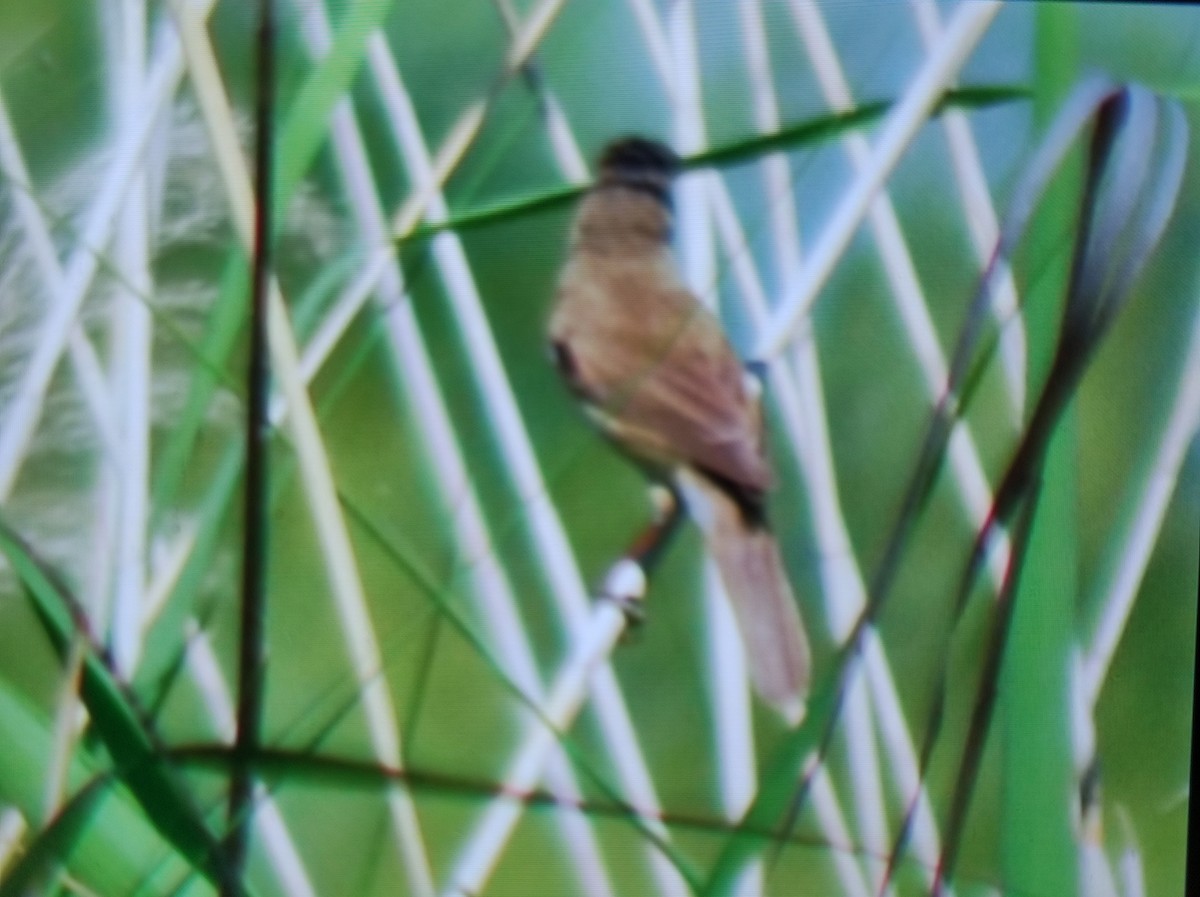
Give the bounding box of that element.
[0,1,1196,895]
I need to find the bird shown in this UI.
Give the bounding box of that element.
[546,136,811,723]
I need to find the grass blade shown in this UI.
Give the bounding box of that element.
[400,85,1027,243]
[0,519,244,894]
[0,778,109,897]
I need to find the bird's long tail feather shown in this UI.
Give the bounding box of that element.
[676,470,810,724]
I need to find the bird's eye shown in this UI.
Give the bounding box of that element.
[550,340,579,381]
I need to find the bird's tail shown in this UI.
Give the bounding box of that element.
[676,471,811,725]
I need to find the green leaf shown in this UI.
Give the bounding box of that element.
[1000,411,1079,896]
[998,7,1082,895]
[402,84,1030,242]
[701,675,837,896]
[150,0,399,534]
[0,518,247,895]
[271,0,398,218]
[0,778,109,897]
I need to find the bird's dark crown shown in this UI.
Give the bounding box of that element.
[595,137,680,207]
[598,137,681,178]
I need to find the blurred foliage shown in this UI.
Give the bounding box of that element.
[0,2,1196,895]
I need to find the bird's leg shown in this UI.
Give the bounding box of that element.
[597,483,684,629]
[630,483,684,571]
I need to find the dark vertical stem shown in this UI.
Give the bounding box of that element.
[225,0,275,892]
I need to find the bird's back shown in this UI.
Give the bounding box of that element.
[548,188,771,491]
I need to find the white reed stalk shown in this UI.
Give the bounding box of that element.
[707,177,917,889]
[367,25,689,897]
[503,0,569,73]
[737,0,804,295]
[909,0,1026,422]
[645,3,927,883]
[492,0,589,183]
[666,0,760,843]
[296,3,618,894]
[0,807,25,877]
[1069,648,1094,794]
[789,329,932,891]
[753,0,1003,360]
[0,94,120,462]
[0,0,202,500]
[0,73,123,734]
[390,100,487,238]
[109,0,154,679]
[787,418,952,895]
[66,333,121,464]
[861,633,943,889]
[1080,850,1120,897]
[168,4,435,894]
[703,564,759,864]
[626,0,935,886]
[59,13,121,796]
[42,637,86,823]
[1082,298,1200,706]
[737,2,896,889]
[183,621,319,897]
[385,0,565,239]
[1079,779,1119,897]
[625,0,678,105]
[288,244,390,403]
[810,763,874,897]
[542,89,589,183]
[143,520,197,627]
[1116,811,1146,897]
[787,0,1009,596]
[443,595,631,897]
[37,0,136,834]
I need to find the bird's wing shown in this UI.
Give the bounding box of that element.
[621,312,771,491]
[550,277,771,492]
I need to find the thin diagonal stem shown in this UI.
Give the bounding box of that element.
[788,0,1013,595]
[909,0,1027,423]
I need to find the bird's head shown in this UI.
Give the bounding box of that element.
[596,137,681,205]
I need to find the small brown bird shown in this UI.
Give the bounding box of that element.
[547,137,811,722]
